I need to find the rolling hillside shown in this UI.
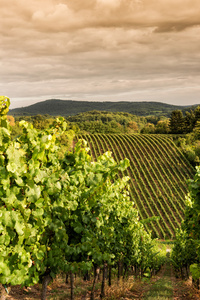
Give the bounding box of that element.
[76,133,195,239]
[9,99,197,117]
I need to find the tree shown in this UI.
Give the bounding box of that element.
[169,110,184,134]
[193,120,200,140]
[140,123,155,134]
[126,121,138,133]
[194,106,200,125]
[184,111,195,133]
[155,119,170,134]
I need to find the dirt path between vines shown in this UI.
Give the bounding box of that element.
[141,260,200,300]
[5,260,200,300]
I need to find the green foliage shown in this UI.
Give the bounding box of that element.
[67,110,146,134]
[155,119,170,134]
[0,96,10,118]
[190,264,200,280]
[0,96,11,152]
[0,114,71,285]
[174,135,200,166]
[184,111,195,133]
[171,166,200,281]
[141,118,170,134]
[169,110,185,134]
[1,97,162,292]
[193,120,200,140]
[169,105,200,135]
[184,147,196,164]
[194,106,200,123]
[11,115,56,139]
[171,229,196,270]
[140,123,155,134]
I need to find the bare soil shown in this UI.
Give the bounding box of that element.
[4,264,200,300]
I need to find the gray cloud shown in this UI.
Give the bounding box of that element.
[1,0,200,108]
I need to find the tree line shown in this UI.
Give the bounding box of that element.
[7,106,200,136]
[169,106,200,134]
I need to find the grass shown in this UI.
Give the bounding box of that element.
[104,276,147,300]
[143,260,173,300]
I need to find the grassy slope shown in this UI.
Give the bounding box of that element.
[76,133,195,239]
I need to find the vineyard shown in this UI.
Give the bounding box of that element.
[1,96,200,299]
[2,96,170,300]
[76,133,195,239]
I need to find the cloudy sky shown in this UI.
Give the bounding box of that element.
[1,0,200,108]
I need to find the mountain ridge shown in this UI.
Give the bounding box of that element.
[9,99,199,117]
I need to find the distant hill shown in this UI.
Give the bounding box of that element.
[8,99,199,117]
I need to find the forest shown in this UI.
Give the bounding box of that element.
[1,95,200,299]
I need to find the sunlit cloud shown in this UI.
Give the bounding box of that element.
[1,0,200,108]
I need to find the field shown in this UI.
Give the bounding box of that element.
[76,133,195,239]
